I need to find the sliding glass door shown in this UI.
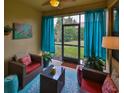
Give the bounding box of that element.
[62,24,80,63]
[54,14,84,64]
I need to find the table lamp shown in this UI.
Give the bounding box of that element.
[102,36,119,74]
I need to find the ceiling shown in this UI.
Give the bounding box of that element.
[17,0,107,12]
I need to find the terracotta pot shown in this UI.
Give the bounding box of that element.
[4,31,11,35]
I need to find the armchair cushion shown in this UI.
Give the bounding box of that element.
[102,75,118,93]
[20,54,32,66]
[81,78,102,93]
[26,63,41,74]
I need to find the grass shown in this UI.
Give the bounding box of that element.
[55,41,84,46]
[64,46,84,59]
[55,40,84,59]
[55,45,62,58]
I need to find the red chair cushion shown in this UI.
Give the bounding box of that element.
[20,55,32,66]
[102,75,118,93]
[81,78,102,93]
[26,63,41,74]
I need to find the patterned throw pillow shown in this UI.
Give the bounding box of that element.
[102,75,118,93]
[20,55,32,66]
[15,52,29,61]
[111,69,119,90]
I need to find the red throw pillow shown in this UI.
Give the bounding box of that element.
[102,75,118,93]
[20,55,32,66]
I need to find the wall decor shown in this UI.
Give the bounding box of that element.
[13,23,32,39]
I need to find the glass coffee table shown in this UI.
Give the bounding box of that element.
[40,65,65,93]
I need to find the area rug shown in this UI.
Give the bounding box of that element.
[62,62,77,69]
[61,67,83,93]
[19,66,86,93]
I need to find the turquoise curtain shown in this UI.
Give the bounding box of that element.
[84,10,106,60]
[41,16,55,53]
[114,8,119,33]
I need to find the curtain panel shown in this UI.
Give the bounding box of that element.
[41,16,55,53]
[84,10,106,60]
[114,8,119,33]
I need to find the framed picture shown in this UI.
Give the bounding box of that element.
[13,23,32,39]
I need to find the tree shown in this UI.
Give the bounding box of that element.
[55,18,62,42]
[54,17,82,42]
[64,26,78,42]
[64,17,77,24]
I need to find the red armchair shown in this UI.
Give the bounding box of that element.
[77,67,118,93]
[8,53,43,89]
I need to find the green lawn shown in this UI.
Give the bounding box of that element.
[55,41,84,59]
[64,46,84,59]
[55,41,84,46]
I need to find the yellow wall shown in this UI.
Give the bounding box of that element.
[4,0,42,76]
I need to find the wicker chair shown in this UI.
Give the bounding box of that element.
[8,53,43,89]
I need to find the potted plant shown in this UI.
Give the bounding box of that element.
[4,25,13,35]
[42,52,53,68]
[84,57,105,71]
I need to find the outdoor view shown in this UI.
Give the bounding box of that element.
[54,15,84,61]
